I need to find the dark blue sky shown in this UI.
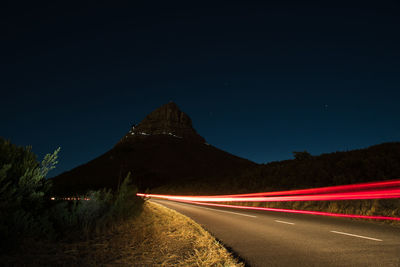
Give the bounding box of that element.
[2,1,400,177]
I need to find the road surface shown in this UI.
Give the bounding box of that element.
[152,199,400,267]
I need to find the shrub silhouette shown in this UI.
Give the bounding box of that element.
[111,172,143,220]
[68,173,143,237]
[0,138,143,251]
[0,138,60,249]
[293,151,312,161]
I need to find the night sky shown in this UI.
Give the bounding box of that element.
[2,1,400,177]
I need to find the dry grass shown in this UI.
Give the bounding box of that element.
[116,201,243,266]
[1,201,243,266]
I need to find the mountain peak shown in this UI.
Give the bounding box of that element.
[123,102,205,143]
[53,102,257,195]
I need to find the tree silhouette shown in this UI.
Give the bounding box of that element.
[293,151,312,160]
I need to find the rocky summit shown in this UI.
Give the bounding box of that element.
[121,102,205,143]
[52,102,256,195]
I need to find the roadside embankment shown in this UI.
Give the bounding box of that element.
[130,201,243,266]
[1,201,243,266]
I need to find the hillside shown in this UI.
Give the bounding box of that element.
[52,102,256,195]
[214,142,400,194]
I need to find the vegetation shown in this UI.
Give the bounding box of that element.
[292,150,313,161]
[0,138,60,248]
[125,202,243,266]
[0,138,143,253]
[2,201,244,266]
[236,143,400,192]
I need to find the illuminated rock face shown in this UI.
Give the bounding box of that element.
[124,102,205,143]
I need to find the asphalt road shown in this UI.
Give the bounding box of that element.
[152,199,400,267]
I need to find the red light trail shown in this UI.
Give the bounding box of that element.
[137,189,400,202]
[137,179,400,221]
[179,201,400,221]
[139,179,400,199]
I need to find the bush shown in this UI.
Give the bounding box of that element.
[73,173,143,236]
[0,138,143,251]
[111,172,143,220]
[0,138,60,249]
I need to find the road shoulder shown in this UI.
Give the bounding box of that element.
[1,201,243,266]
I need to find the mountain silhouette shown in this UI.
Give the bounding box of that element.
[52,102,257,195]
